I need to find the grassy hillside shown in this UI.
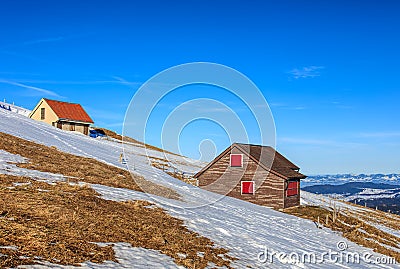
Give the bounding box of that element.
[96,128,180,156]
[0,132,236,268]
[0,132,179,200]
[285,205,400,263]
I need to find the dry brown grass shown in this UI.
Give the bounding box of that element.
[96,128,141,144]
[284,205,400,262]
[150,160,198,186]
[341,200,400,232]
[0,174,236,268]
[97,128,180,156]
[0,132,180,200]
[165,171,198,186]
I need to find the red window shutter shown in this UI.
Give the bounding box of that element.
[241,181,254,194]
[287,181,299,196]
[287,188,297,196]
[230,154,242,167]
[288,181,298,189]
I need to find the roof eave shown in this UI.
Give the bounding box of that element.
[58,118,94,124]
[195,143,306,180]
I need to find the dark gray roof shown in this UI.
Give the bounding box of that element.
[195,143,306,179]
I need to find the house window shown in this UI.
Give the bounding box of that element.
[230,154,243,167]
[241,181,255,195]
[287,181,299,196]
[40,108,45,120]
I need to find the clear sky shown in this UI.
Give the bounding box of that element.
[0,0,399,174]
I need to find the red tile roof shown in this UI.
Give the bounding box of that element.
[44,99,94,124]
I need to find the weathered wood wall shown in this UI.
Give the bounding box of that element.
[57,121,90,135]
[197,147,300,209]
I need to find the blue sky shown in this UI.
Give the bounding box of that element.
[0,0,399,174]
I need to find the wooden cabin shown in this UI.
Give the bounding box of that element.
[194,143,306,209]
[29,98,94,135]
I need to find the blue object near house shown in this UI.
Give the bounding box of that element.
[89,129,107,138]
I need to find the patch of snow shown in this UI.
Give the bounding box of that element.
[0,150,65,182]
[13,182,32,187]
[359,188,393,195]
[371,223,400,238]
[176,253,187,259]
[346,192,399,201]
[18,243,184,269]
[0,245,18,251]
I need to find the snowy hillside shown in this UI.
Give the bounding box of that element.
[301,191,400,239]
[0,109,399,268]
[0,100,31,116]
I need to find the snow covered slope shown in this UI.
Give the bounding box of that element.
[0,100,31,116]
[0,109,398,268]
[302,191,400,239]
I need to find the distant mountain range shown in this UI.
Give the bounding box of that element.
[302,174,400,215]
[302,173,400,187]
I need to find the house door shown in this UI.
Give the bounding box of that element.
[70,123,76,131]
[57,122,62,129]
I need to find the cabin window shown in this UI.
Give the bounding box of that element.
[241,181,255,194]
[287,181,299,196]
[40,108,45,120]
[230,154,243,167]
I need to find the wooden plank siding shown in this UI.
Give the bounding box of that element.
[198,148,286,209]
[196,144,304,210]
[55,121,91,135]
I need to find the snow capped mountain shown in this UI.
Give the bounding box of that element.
[302,173,400,187]
[0,109,399,268]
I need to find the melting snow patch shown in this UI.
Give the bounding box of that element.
[13,182,32,187]
[176,253,187,259]
[37,188,50,192]
[0,150,26,164]
[18,243,184,269]
[0,245,18,251]
[0,150,65,182]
